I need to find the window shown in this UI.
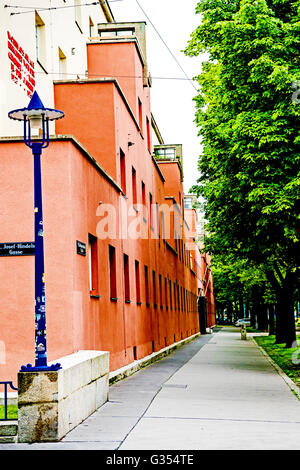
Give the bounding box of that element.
[145,266,149,305]
[88,234,98,295]
[109,245,117,300]
[184,197,193,209]
[99,29,134,38]
[154,147,176,160]
[181,287,183,312]
[132,167,137,207]
[100,30,117,38]
[58,47,66,79]
[138,98,143,133]
[149,193,153,228]
[159,275,162,308]
[116,29,134,36]
[174,283,177,311]
[146,116,151,152]
[169,280,173,310]
[152,271,157,307]
[135,260,141,303]
[120,148,126,195]
[35,11,46,68]
[123,254,130,302]
[165,278,168,309]
[142,181,146,218]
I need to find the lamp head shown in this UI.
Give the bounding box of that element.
[8,91,64,148]
[8,91,64,122]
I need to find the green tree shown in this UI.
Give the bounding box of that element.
[212,253,275,330]
[186,0,300,346]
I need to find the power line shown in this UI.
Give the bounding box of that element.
[5,0,198,88]
[134,0,198,92]
[4,0,123,15]
[34,70,197,82]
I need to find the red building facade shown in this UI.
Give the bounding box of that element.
[0,23,207,382]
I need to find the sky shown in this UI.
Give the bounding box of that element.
[111,0,204,194]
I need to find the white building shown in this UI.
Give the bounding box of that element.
[0,0,114,137]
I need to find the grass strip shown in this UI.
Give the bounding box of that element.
[254,335,300,388]
[0,404,18,420]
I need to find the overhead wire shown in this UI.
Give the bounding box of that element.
[4,0,123,15]
[134,0,198,92]
[33,70,197,82]
[5,0,198,86]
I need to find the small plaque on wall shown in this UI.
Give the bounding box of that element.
[76,240,86,256]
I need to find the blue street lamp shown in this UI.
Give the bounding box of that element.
[8,91,64,372]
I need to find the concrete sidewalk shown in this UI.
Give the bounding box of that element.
[120,328,300,450]
[2,327,300,450]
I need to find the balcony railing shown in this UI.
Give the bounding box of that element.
[153,145,183,169]
[0,381,18,421]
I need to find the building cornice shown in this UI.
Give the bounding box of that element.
[151,155,165,183]
[155,159,184,182]
[54,77,141,133]
[151,114,164,145]
[0,135,122,194]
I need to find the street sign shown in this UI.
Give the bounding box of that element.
[76,240,86,256]
[0,242,35,257]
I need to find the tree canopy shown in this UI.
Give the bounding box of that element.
[185,0,300,344]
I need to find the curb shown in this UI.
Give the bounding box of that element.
[251,337,300,401]
[109,333,202,384]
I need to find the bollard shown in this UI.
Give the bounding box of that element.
[241,324,247,340]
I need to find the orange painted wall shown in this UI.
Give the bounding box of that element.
[87,41,145,124]
[0,37,200,383]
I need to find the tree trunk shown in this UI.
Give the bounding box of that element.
[284,277,296,348]
[268,304,275,336]
[239,297,244,318]
[227,302,233,324]
[275,293,287,344]
[250,303,256,328]
[260,304,268,332]
[275,274,296,347]
[266,269,297,346]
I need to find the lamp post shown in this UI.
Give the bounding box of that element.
[8,91,64,371]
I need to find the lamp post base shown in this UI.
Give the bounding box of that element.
[20,363,62,372]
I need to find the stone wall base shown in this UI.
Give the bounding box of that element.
[17,350,109,443]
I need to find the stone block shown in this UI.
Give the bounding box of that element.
[0,435,18,443]
[18,402,58,443]
[91,352,110,381]
[0,420,18,436]
[17,350,109,442]
[96,374,109,408]
[18,371,60,405]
